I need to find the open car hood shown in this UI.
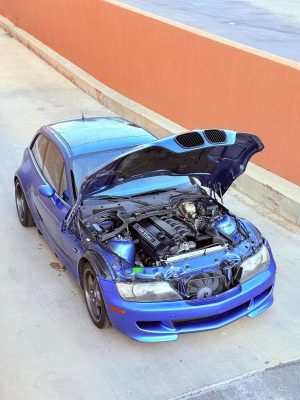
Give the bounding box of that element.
[65,129,263,227]
[78,129,263,201]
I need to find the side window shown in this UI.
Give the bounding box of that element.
[43,141,65,196]
[31,134,48,170]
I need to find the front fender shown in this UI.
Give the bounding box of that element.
[240,218,264,244]
[82,249,113,280]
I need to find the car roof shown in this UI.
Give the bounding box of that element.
[47,117,157,155]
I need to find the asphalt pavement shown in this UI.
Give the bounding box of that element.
[185,360,300,400]
[1,28,300,400]
[117,0,300,62]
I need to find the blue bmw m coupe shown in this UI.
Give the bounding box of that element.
[15,117,276,341]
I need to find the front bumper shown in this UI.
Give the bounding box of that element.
[99,251,276,342]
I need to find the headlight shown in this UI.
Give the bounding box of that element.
[116,281,183,302]
[240,245,270,283]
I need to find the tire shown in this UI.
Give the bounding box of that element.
[83,262,111,329]
[15,179,35,227]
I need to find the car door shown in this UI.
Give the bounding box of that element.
[32,138,70,247]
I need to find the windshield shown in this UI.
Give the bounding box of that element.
[72,149,193,198]
[72,148,200,200]
[93,175,192,197]
[72,149,129,189]
[72,149,192,197]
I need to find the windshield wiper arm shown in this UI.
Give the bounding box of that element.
[131,188,177,198]
[94,195,128,199]
[170,191,205,199]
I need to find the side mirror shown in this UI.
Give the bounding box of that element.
[39,185,56,205]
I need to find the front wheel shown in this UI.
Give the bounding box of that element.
[15,179,35,227]
[83,262,111,329]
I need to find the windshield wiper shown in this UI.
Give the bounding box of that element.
[170,190,206,199]
[91,195,149,206]
[131,188,178,198]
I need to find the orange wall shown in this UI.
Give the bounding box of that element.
[1,0,300,185]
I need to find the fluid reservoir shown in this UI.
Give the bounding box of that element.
[107,235,135,264]
[215,214,237,236]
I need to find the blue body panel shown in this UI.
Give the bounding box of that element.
[15,117,276,342]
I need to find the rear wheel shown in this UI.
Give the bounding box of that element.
[83,262,111,329]
[15,179,35,227]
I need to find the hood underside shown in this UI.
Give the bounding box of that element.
[78,129,263,201]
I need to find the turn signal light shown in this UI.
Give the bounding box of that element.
[109,305,125,314]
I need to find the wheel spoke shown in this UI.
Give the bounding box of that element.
[95,290,102,308]
[91,277,97,291]
[90,298,98,315]
[87,274,94,293]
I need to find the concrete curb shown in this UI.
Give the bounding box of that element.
[1,15,299,226]
[233,163,300,226]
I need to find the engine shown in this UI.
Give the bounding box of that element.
[129,198,238,266]
[84,197,240,268]
[131,216,196,262]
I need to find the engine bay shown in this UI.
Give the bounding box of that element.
[80,194,253,300]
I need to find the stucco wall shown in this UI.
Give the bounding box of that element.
[1,0,299,185]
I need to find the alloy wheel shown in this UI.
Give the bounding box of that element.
[16,182,25,222]
[84,269,102,322]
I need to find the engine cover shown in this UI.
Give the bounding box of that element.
[131,217,177,260]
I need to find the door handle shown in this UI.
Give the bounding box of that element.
[73,248,78,253]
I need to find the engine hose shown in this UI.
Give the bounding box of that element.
[117,210,129,233]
